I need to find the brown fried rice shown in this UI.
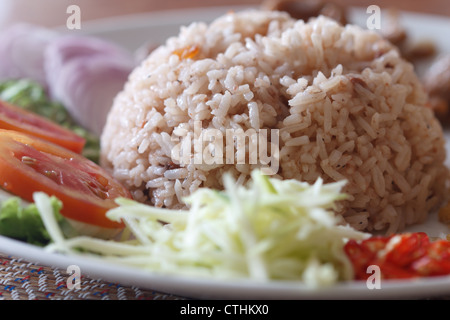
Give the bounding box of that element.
[100,9,448,233]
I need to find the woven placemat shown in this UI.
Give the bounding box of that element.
[0,253,186,300]
[3,254,450,300]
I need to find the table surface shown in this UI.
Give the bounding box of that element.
[0,0,449,300]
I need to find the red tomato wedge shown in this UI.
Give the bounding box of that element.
[0,99,86,153]
[0,129,131,229]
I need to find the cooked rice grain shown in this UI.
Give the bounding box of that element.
[100,10,448,233]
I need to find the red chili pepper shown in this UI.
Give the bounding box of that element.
[384,232,429,267]
[344,232,450,280]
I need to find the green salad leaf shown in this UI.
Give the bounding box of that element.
[0,79,100,163]
[0,196,63,246]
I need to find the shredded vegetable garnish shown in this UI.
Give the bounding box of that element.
[35,170,369,287]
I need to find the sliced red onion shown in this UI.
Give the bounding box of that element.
[44,35,134,135]
[0,23,59,86]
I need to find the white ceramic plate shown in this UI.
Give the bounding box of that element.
[1,6,450,300]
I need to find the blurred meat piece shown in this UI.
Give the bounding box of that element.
[381,9,436,62]
[380,9,407,46]
[402,40,437,62]
[426,95,449,122]
[423,54,450,123]
[423,54,450,100]
[262,0,347,25]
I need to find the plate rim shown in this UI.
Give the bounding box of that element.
[1,234,450,300]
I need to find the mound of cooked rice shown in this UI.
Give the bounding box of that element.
[100,9,448,233]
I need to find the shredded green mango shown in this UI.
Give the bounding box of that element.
[35,171,368,287]
[36,170,369,287]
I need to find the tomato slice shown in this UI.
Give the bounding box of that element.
[0,129,131,229]
[0,99,85,153]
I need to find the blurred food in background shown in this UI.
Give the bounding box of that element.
[262,0,348,24]
[263,0,450,125]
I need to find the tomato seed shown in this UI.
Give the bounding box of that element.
[44,170,62,184]
[96,175,109,188]
[86,183,108,200]
[21,156,37,166]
